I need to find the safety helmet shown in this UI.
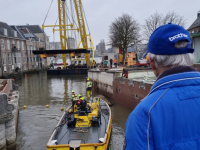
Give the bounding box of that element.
[78,94,81,97]
[121,68,123,70]
[81,97,84,100]
[72,90,74,93]
[87,78,90,81]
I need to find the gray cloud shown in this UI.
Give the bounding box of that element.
[0,0,199,48]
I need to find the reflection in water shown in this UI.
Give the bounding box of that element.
[15,73,132,150]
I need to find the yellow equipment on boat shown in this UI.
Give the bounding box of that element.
[46,97,112,150]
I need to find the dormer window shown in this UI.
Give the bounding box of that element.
[0,28,7,36]
[11,30,17,37]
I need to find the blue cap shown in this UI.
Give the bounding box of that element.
[147,23,194,55]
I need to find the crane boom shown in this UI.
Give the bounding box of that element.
[41,0,95,68]
[58,0,69,68]
[73,0,90,67]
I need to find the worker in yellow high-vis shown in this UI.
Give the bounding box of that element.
[86,78,92,98]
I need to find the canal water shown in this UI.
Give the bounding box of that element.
[15,73,132,150]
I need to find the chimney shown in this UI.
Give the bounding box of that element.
[198,10,200,18]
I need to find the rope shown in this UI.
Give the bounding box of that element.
[73,128,88,133]
[56,129,69,144]
[42,0,54,25]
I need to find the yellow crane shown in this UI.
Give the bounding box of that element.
[42,0,95,68]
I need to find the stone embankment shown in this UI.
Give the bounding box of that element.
[88,69,155,110]
[0,79,19,150]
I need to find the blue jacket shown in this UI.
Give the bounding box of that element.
[125,67,200,150]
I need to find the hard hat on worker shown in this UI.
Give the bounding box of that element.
[87,78,90,81]
[81,97,84,100]
[78,94,82,97]
[121,68,123,70]
[72,90,74,93]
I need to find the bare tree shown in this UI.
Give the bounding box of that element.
[109,13,140,65]
[143,11,186,41]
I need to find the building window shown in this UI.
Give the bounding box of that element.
[21,41,24,50]
[27,45,29,51]
[194,37,200,63]
[3,53,6,65]
[17,41,20,50]
[24,66,26,70]
[1,39,4,43]
[1,44,5,50]
[32,65,34,68]
[13,53,17,64]
[8,53,12,65]
[7,40,10,50]
[16,52,21,63]
[23,53,26,62]
[12,40,15,45]
[30,57,32,62]
[12,52,21,64]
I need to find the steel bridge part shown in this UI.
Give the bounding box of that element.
[32,49,90,55]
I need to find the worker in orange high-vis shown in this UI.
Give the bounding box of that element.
[113,58,117,68]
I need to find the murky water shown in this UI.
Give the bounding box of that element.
[15,73,132,150]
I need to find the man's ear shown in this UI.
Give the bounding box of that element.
[147,56,156,70]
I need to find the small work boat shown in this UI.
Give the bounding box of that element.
[46,97,112,150]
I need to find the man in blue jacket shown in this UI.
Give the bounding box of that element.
[124,23,200,150]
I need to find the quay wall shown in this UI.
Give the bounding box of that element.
[88,70,154,109]
[88,71,121,102]
[0,79,19,150]
[113,78,152,109]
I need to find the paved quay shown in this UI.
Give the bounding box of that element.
[0,79,19,150]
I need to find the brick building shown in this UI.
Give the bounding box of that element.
[16,25,50,66]
[0,21,27,76]
[11,26,46,70]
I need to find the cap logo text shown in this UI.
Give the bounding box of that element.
[169,33,188,41]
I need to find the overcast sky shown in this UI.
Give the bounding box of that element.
[0,0,199,48]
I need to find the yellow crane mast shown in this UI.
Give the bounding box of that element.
[42,0,95,68]
[58,0,69,68]
[74,0,90,67]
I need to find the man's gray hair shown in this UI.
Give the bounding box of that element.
[148,53,194,68]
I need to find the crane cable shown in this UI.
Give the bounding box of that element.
[42,0,54,25]
[53,16,59,49]
[64,1,70,49]
[81,2,93,52]
[81,2,91,35]
[70,0,77,47]
[64,2,78,29]
[66,1,81,46]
